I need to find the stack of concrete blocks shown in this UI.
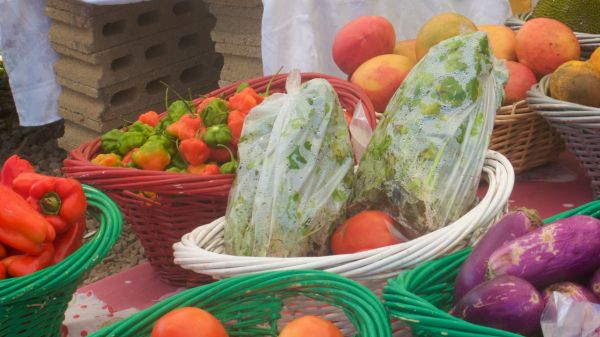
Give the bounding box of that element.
[204,0,263,87]
[46,0,224,150]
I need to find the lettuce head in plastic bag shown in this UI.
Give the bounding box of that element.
[223,72,354,257]
[349,32,508,239]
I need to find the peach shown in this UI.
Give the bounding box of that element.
[415,12,477,60]
[477,25,517,61]
[332,16,396,76]
[393,39,417,64]
[504,61,537,105]
[588,47,600,73]
[516,18,580,78]
[350,54,415,112]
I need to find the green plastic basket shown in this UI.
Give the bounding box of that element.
[89,269,392,337]
[0,185,123,337]
[382,200,600,337]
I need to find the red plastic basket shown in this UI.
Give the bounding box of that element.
[62,72,376,287]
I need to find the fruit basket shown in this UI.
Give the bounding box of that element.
[173,150,513,289]
[490,100,564,173]
[527,75,600,198]
[0,185,122,337]
[63,72,376,287]
[382,199,600,337]
[505,12,600,59]
[88,270,392,337]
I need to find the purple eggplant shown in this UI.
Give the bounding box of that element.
[453,210,541,301]
[488,215,600,287]
[542,282,599,305]
[451,275,544,336]
[590,267,600,300]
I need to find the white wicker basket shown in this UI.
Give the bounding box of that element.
[173,150,514,283]
[505,12,600,59]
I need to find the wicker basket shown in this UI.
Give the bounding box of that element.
[174,150,513,284]
[0,185,122,337]
[505,12,600,59]
[88,270,392,337]
[527,75,600,198]
[382,199,600,337]
[63,72,376,287]
[490,100,564,173]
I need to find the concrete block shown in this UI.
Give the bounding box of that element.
[219,54,262,84]
[204,0,262,8]
[207,2,263,20]
[59,120,102,152]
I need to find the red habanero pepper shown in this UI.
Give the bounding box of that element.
[1,155,34,186]
[227,109,245,145]
[0,263,5,280]
[6,243,55,277]
[209,144,237,164]
[195,97,217,113]
[344,111,352,127]
[138,111,160,127]
[0,243,6,259]
[179,138,211,166]
[52,216,86,264]
[228,87,263,115]
[12,174,87,234]
[0,185,50,254]
[187,163,220,176]
[166,114,202,140]
[122,148,137,167]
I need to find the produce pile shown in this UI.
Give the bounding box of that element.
[0,155,87,280]
[450,210,600,336]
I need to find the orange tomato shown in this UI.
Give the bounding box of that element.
[278,316,343,337]
[330,210,407,254]
[151,307,228,337]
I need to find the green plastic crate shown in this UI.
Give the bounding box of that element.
[383,200,600,337]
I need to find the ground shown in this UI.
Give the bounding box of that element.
[0,84,145,285]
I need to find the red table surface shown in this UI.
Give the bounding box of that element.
[74,151,595,315]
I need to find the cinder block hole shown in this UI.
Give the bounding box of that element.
[102,20,126,36]
[178,33,199,49]
[111,87,137,107]
[138,10,159,26]
[146,76,170,95]
[111,55,133,71]
[145,43,167,60]
[173,0,194,16]
[180,65,203,83]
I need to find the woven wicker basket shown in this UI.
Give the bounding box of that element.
[174,150,513,284]
[382,199,600,337]
[63,72,376,287]
[0,185,122,337]
[490,100,564,173]
[88,270,392,337]
[505,12,600,59]
[527,75,600,198]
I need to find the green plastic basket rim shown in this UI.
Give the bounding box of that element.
[0,185,123,303]
[383,199,600,337]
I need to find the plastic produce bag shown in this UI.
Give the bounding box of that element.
[349,101,373,163]
[541,292,600,337]
[349,32,508,239]
[224,72,355,257]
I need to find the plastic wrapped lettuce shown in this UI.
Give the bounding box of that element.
[223,72,354,257]
[349,32,508,239]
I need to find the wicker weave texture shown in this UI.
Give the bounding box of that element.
[0,186,122,337]
[63,72,376,287]
[382,200,600,337]
[528,75,600,198]
[88,270,392,337]
[490,100,564,173]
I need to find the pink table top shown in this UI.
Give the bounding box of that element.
[63,151,594,336]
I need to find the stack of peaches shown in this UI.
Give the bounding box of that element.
[333,13,581,112]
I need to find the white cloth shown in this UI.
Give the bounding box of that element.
[261,0,513,78]
[0,0,62,126]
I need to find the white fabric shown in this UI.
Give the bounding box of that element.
[0,0,61,126]
[261,0,513,78]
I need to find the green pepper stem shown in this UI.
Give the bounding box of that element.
[264,66,284,97]
[217,144,237,163]
[160,81,196,116]
[40,192,62,215]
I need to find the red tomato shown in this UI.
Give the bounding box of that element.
[330,210,407,254]
[151,307,228,337]
[278,316,343,337]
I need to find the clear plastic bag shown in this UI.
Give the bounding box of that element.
[541,292,600,337]
[349,101,373,163]
[349,32,508,239]
[224,71,355,257]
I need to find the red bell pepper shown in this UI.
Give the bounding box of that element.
[0,263,5,280]
[1,155,34,186]
[0,184,51,254]
[0,243,6,259]
[52,216,86,264]
[12,174,87,234]
[5,243,55,278]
